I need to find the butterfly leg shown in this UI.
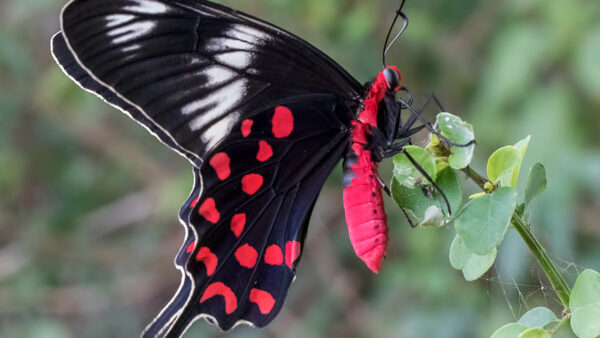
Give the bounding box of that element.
[399,205,418,228]
[397,93,476,148]
[376,174,391,197]
[392,147,453,215]
[395,89,439,138]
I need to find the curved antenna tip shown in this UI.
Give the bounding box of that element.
[382,0,409,68]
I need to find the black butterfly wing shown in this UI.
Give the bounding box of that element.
[53,0,365,334]
[51,32,203,166]
[57,0,362,166]
[164,94,350,334]
[143,274,193,337]
[53,33,204,333]
[176,169,203,267]
[146,95,349,336]
[53,30,199,336]
[141,168,201,338]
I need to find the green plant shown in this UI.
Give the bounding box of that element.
[391,113,600,338]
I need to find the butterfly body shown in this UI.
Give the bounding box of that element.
[342,67,402,273]
[51,0,411,335]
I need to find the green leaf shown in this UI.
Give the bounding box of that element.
[519,328,552,338]
[487,146,521,186]
[491,323,529,338]
[570,269,600,338]
[510,135,531,188]
[449,235,497,281]
[436,112,475,169]
[392,145,436,188]
[435,158,450,174]
[525,163,547,207]
[518,307,558,328]
[391,167,462,226]
[454,187,517,255]
[434,167,463,214]
[449,234,469,270]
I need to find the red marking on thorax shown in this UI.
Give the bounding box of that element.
[342,67,401,273]
[358,66,401,127]
[285,241,301,269]
[186,241,195,253]
[241,119,253,137]
[242,174,263,195]
[234,244,258,268]
[264,244,283,265]
[249,288,276,315]
[200,282,237,314]
[272,106,294,138]
[209,152,231,180]
[230,213,246,237]
[256,140,273,162]
[196,247,218,276]
[199,198,220,224]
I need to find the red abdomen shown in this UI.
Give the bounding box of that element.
[341,66,400,273]
[342,122,389,273]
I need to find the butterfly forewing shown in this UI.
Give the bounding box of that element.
[59,0,361,164]
[51,32,204,166]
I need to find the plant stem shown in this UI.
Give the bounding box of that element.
[511,214,571,308]
[463,166,488,190]
[461,166,572,310]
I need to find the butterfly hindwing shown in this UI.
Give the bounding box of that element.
[176,169,203,268]
[142,275,193,338]
[158,95,351,334]
[141,168,203,338]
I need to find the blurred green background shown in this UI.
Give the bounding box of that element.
[1,0,599,337]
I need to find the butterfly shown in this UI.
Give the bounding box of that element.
[51,0,453,336]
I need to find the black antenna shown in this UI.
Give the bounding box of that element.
[382,0,408,68]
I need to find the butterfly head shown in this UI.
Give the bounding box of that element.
[383,66,402,92]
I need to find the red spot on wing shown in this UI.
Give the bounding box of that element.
[264,244,283,265]
[200,282,237,314]
[249,288,276,315]
[272,106,294,138]
[199,198,220,224]
[242,174,263,195]
[209,152,231,180]
[190,196,199,208]
[186,241,195,253]
[230,213,246,237]
[234,244,258,268]
[256,140,273,162]
[285,241,301,269]
[196,247,218,276]
[241,119,253,137]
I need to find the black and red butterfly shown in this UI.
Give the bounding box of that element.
[51,0,461,336]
